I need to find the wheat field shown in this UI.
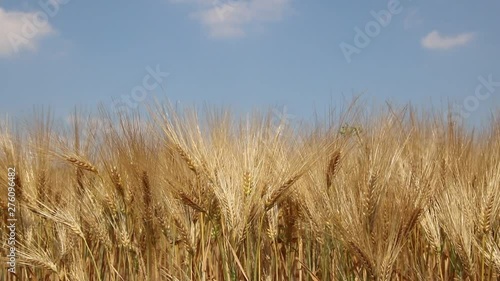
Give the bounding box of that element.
[1,101,499,280]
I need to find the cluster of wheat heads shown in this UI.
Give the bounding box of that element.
[0,103,499,281]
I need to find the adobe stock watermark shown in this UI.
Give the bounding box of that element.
[339,0,409,64]
[271,105,295,132]
[211,0,237,20]
[449,74,499,123]
[112,65,170,114]
[8,0,71,54]
[6,167,17,274]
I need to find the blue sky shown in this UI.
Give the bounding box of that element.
[0,0,499,125]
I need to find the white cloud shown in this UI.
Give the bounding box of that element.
[0,7,55,58]
[173,0,291,38]
[421,30,475,50]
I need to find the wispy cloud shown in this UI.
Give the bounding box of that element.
[172,0,291,38]
[421,30,475,50]
[0,7,55,58]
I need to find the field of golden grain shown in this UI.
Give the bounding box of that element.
[1,101,499,280]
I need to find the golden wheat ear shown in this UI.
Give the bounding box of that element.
[58,154,98,174]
